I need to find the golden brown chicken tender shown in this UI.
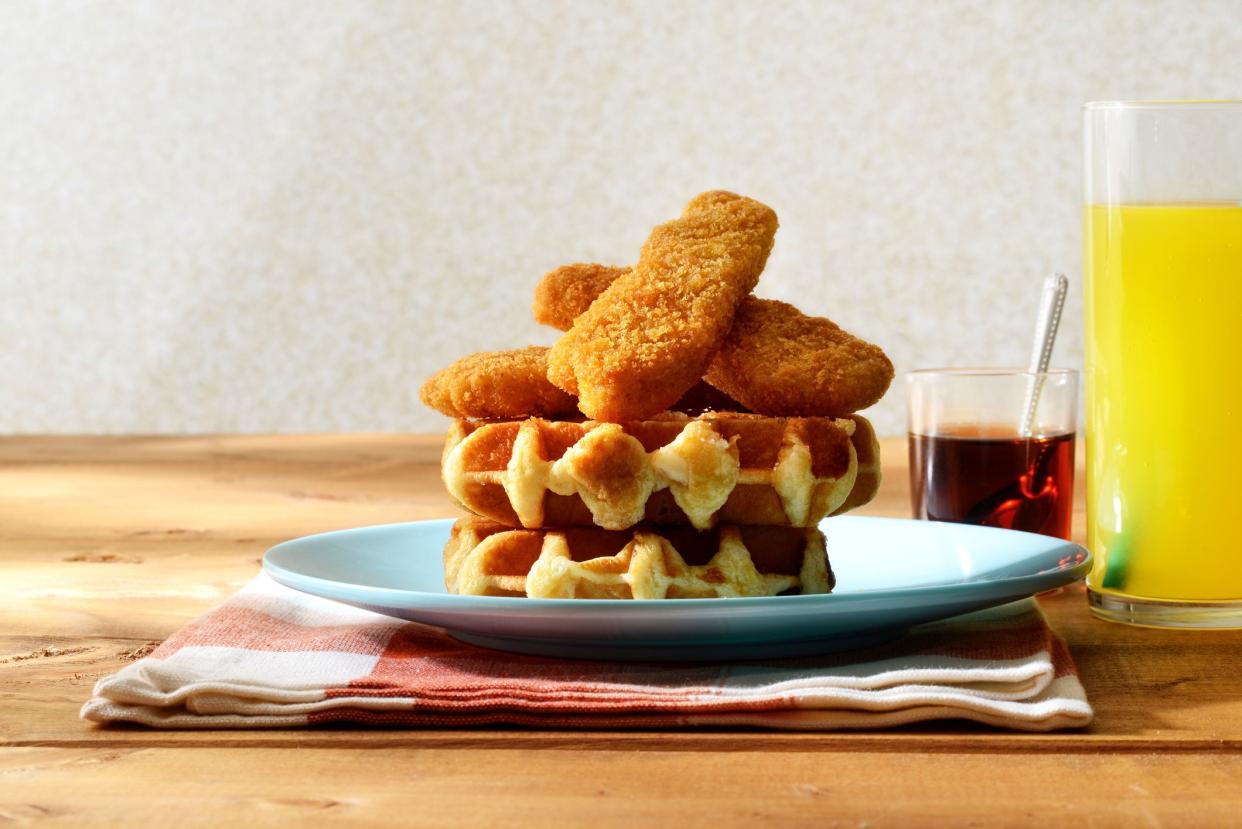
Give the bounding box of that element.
[546,192,778,422]
[420,347,580,420]
[534,265,893,416]
[703,299,893,416]
[532,263,619,330]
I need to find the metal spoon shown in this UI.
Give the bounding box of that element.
[962,274,1069,532]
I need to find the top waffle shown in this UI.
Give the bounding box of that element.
[442,411,880,531]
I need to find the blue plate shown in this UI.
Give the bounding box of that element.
[263,516,1090,661]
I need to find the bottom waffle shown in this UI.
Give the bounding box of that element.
[444,515,833,600]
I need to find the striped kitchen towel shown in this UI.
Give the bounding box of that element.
[82,573,1092,731]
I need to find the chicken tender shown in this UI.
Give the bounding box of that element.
[420,347,580,420]
[704,299,893,416]
[547,192,778,422]
[535,265,893,416]
[532,263,619,330]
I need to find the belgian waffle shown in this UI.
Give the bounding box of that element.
[441,412,880,531]
[444,515,833,599]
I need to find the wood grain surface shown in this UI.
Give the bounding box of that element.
[3,435,1241,826]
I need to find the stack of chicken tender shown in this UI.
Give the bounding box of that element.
[421,191,893,600]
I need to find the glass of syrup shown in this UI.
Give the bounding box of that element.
[907,369,1077,540]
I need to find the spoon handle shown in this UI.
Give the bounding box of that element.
[1021,273,1069,437]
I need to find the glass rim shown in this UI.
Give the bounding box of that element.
[1083,99,1242,111]
[906,367,1078,380]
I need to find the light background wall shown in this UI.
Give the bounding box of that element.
[3,0,1239,435]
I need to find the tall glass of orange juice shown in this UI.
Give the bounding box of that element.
[1084,101,1242,627]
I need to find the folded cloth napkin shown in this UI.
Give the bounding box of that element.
[82,573,1092,731]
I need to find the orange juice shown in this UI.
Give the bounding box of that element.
[1085,203,1242,600]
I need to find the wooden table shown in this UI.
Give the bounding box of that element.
[2,435,1240,826]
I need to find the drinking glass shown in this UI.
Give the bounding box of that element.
[907,369,1077,540]
[1084,100,1242,627]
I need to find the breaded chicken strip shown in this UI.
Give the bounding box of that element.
[547,192,778,422]
[535,265,893,416]
[422,347,744,419]
[533,263,630,328]
[704,298,893,416]
[532,263,617,329]
[420,347,579,420]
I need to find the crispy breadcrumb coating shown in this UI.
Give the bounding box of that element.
[420,347,580,420]
[704,298,893,416]
[547,192,777,422]
[534,266,893,416]
[532,263,619,329]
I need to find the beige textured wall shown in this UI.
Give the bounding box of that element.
[3,1,1239,435]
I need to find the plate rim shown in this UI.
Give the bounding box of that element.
[262,515,1092,612]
